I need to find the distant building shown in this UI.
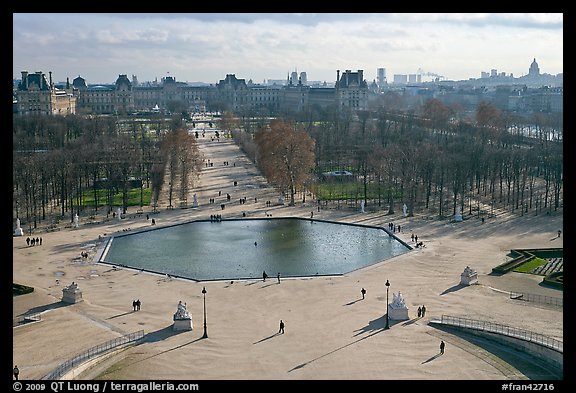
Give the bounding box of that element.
[393,74,408,84]
[377,68,386,87]
[335,69,368,110]
[299,72,307,86]
[16,71,77,116]
[528,58,540,77]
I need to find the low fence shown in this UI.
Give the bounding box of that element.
[436,315,562,353]
[510,292,563,308]
[42,330,144,380]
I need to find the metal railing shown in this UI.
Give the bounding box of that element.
[42,330,144,380]
[13,312,41,327]
[438,315,562,353]
[510,292,563,307]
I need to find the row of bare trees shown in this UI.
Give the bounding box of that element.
[13,97,561,233]
[13,114,202,232]
[225,99,562,219]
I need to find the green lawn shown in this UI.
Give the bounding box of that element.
[513,257,547,273]
[82,188,152,207]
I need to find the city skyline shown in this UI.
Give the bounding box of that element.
[13,13,563,85]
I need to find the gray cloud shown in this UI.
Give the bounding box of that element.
[13,13,563,84]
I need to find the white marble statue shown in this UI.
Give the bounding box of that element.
[174,300,191,320]
[403,203,407,217]
[361,200,365,213]
[192,193,198,208]
[14,218,23,236]
[391,291,406,308]
[460,266,478,286]
[62,281,83,303]
[454,206,463,222]
[73,214,79,228]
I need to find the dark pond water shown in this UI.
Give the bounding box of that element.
[101,218,410,281]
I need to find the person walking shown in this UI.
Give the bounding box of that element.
[132,300,137,311]
[440,340,445,354]
[277,273,281,284]
[558,230,562,238]
[279,320,285,334]
[263,270,268,282]
[136,299,141,311]
[361,288,366,300]
[421,305,426,317]
[13,365,19,380]
[417,306,422,318]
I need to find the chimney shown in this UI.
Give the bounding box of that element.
[358,70,363,85]
[336,70,340,87]
[346,70,351,87]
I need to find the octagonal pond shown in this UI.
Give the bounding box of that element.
[101,217,411,281]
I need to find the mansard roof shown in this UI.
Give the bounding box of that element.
[337,70,368,89]
[217,74,247,90]
[19,72,51,91]
[115,74,132,89]
[73,76,87,89]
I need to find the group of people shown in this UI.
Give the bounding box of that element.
[417,305,427,318]
[132,299,141,311]
[210,214,223,222]
[410,233,425,248]
[25,236,42,246]
[387,222,401,233]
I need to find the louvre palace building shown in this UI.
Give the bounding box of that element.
[14,69,369,116]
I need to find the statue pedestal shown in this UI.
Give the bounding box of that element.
[173,318,193,331]
[388,304,409,321]
[460,266,478,286]
[62,282,83,304]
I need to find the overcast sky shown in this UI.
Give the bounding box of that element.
[13,13,563,85]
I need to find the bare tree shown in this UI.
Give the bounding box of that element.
[255,119,316,205]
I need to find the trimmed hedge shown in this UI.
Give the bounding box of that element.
[13,283,34,296]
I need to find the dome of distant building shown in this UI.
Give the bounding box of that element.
[529,58,540,77]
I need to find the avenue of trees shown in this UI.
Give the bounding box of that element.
[13,95,562,233]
